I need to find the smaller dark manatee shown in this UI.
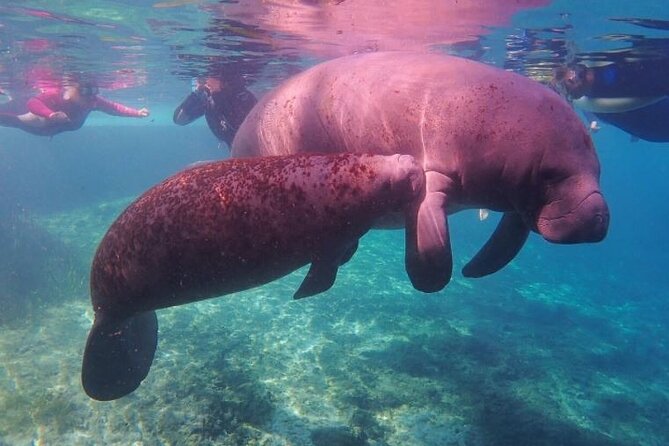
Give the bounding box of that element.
[81,153,424,401]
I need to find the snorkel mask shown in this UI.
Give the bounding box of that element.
[79,84,99,97]
[552,64,589,100]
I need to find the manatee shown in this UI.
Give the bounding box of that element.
[82,153,424,401]
[232,51,610,292]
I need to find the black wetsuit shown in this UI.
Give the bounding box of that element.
[583,60,669,98]
[594,98,669,142]
[173,85,257,147]
[579,45,669,142]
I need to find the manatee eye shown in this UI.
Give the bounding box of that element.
[541,168,567,184]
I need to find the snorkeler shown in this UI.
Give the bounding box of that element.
[173,75,257,148]
[0,82,150,137]
[553,57,669,142]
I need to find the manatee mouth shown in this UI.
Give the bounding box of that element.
[537,191,609,243]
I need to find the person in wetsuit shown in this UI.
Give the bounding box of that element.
[0,82,150,137]
[553,48,669,142]
[172,76,257,148]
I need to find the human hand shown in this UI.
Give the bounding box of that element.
[589,120,600,133]
[48,111,70,123]
[138,108,150,117]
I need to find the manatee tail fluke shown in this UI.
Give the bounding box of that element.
[82,310,158,401]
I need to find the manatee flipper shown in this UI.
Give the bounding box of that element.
[338,241,359,266]
[405,172,452,293]
[462,211,529,278]
[293,241,359,299]
[82,310,158,401]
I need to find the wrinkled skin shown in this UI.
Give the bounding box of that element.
[232,51,610,291]
[82,153,425,401]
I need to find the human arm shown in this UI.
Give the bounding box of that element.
[173,91,206,125]
[27,92,57,117]
[27,92,70,122]
[93,96,150,118]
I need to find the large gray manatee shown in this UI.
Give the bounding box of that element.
[232,51,610,293]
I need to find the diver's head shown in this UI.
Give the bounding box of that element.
[204,77,222,93]
[552,64,593,99]
[63,80,99,101]
[78,82,99,97]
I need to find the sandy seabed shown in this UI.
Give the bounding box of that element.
[0,199,667,446]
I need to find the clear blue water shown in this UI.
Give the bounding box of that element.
[1,1,668,445]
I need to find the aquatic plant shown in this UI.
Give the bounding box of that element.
[0,208,86,325]
[31,388,83,435]
[349,409,388,443]
[310,425,368,446]
[201,366,275,437]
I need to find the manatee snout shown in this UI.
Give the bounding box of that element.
[537,190,609,244]
[578,191,609,242]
